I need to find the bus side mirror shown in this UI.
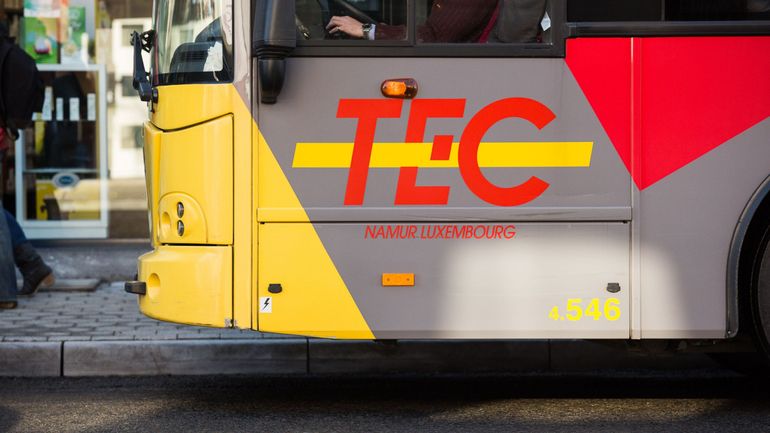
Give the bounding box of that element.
[131,30,158,104]
[253,0,296,104]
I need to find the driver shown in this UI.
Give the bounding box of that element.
[326,0,498,43]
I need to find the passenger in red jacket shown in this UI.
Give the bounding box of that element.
[327,0,499,43]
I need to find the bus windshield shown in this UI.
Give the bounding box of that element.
[152,0,233,85]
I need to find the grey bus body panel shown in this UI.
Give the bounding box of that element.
[259,57,633,338]
[639,118,770,338]
[254,44,770,339]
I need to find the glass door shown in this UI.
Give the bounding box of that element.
[13,64,108,238]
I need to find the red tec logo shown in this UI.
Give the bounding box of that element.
[292,98,593,206]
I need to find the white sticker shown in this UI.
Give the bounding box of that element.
[259,296,273,313]
[541,12,551,32]
[87,93,96,121]
[56,98,64,121]
[203,41,224,72]
[69,98,80,121]
[42,87,53,121]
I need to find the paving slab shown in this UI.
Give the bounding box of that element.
[63,339,308,376]
[0,342,61,376]
[0,283,282,341]
[34,241,150,281]
[30,278,101,292]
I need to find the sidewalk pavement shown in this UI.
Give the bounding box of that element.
[0,282,725,377]
[0,281,265,343]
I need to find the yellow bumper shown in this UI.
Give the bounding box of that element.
[138,245,232,328]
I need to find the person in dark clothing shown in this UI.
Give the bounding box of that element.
[327,0,499,42]
[0,204,15,309]
[4,209,54,296]
[0,128,54,305]
[487,0,547,43]
[0,21,54,308]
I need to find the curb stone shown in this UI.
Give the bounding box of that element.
[0,339,726,377]
[0,342,61,377]
[62,339,308,376]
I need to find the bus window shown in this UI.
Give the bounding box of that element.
[415,0,549,44]
[296,0,408,41]
[415,0,496,42]
[294,0,556,47]
[568,0,770,21]
[152,0,233,85]
[666,0,770,20]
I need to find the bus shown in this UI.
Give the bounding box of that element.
[125,0,770,356]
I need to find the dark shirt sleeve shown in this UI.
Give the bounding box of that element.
[375,22,407,41]
[376,0,499,43]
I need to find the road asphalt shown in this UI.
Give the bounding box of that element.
[1,372,769,432]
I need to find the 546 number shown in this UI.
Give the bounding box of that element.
[548,298,621,322]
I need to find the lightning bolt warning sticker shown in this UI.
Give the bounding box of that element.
[260,296,272,314]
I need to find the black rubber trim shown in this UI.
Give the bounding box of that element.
[155,70,234,86]
[292,43,563,58]
[567,20,770,37]
[124,281,147,295]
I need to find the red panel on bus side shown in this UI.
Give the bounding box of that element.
[567,36,770,190]
[564,38,632,179]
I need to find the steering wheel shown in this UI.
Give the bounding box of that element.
[318,0,378,39]
[328,0,377,24]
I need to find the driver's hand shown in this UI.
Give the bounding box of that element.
[326,16,365,38]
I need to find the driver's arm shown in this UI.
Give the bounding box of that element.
[326,15,366,38]
[327,0,499,43]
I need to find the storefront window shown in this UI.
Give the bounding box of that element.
[1,0,155,239]
[17,66,106,238]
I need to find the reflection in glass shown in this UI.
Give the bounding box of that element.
[296,0,549,44]
[21,69,101,222]
[296,0,407,41]
[152,0,233,84]
[414,0,548,44]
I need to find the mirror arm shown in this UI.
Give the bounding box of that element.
[131,30,158,104]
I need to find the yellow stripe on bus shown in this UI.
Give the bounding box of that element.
[293,142,594,168]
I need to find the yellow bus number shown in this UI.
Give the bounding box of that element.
[548,298,621,322]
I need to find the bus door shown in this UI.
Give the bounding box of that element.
[254,1,633,339]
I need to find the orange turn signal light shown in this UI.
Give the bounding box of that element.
[381,78,418,99]
[382,273,415,287]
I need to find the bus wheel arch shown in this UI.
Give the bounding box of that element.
[729,174,770,358]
